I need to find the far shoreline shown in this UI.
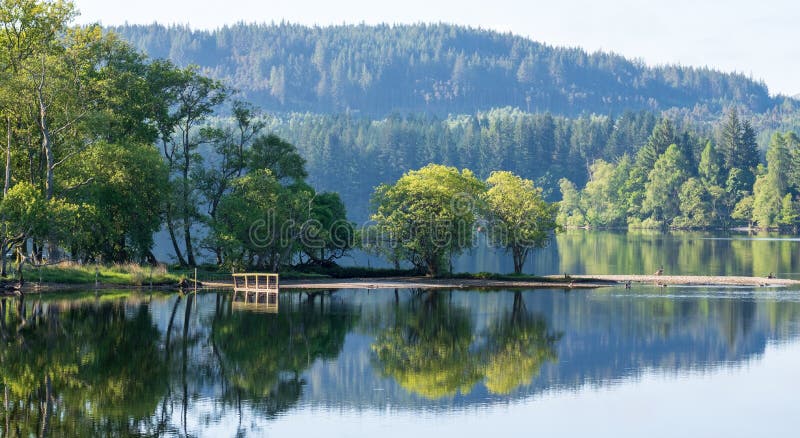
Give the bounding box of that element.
[5,274,799,296]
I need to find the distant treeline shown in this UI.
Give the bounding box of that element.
[257,108,701,221]
[559,110,800,230]
[252,107,793,230]
[111,22,783,117]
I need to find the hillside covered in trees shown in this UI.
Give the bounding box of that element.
[111,23,787,118]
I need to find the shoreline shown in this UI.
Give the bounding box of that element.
[6,274,798,296]
[566,274,800,287]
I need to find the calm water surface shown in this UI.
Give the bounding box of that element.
[3,283,800,437]
[446,230,800,277]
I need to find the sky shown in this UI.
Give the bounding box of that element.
[72,0,800,97]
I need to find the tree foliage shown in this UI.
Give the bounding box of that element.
[370,164,485,276]
[483,171,559,274]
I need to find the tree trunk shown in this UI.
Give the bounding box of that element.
[165,205,187,266]
[512,246,529,274]
[37,72,54,202]
[182,127,196,266]
[426,255,438,277]
[2,117,11,277]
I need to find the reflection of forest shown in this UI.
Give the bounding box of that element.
[3,287,800,433]
[457,230,800,277]
[553,230,800,277]
[0,292,358,436]
[210,292,358,414]
[1,295,167,436]
[371,290,560,399]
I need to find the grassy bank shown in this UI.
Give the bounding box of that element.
[16,262,603,288]
[23,262,182,286]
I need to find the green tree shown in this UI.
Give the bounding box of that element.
[642,144,689,226]
[65,141,168,262]
[301,192,354,266]
[483,171,558,274]
[248,133,308,182]
[778,194,799,229]
[214,169,282,270]
[370,164,485,276]
[161,66,227,266]
[674,178,714,228]
[751,132,794,229]
[579,159,630,227]
[557,177,584,227]
[636,118,677,170]
[785,132,800,193]
[196,101,265,264]
[719,109,759,205]
[698,140,723,187]
[731,195,754,227]
[751,173,782,228]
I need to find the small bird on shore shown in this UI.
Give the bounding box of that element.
[654,265,664,276]
[767,272,776,279]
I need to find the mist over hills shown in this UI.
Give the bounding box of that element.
[111,22,784,118]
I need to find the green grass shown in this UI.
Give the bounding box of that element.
[24,262,181,286]
[18,261,608,287]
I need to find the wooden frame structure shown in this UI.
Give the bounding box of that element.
[232,273,279,306]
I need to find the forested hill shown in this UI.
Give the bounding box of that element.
[111,23,778,117]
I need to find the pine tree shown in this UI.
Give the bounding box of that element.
[636,118,677,170]
[719,108,742,174]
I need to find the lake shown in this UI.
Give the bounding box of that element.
[4,231,800,437]
[3,284,800,437]
[449,229,800,278]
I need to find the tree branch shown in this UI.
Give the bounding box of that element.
[51,140,96,170]
[61,177,94,192]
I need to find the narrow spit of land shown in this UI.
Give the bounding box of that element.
[204,275,800,290]
[566,275,800,287]
[6,274,799,296]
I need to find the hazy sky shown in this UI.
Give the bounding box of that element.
[73,0,800,96]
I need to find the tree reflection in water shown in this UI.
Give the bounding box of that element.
[371,290,561,399]
[372,290,483,399]
[0,295,167,436]
[482,292,561,395]
[4,286,793,433]
[210,291,358,418]
[0,291,358,436]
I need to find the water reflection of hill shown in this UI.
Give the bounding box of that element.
[3,287,800,433]
[299,288,800,410]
